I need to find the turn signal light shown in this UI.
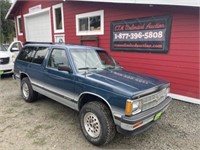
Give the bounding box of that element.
[133,121,143,129]
[125,100,133,116]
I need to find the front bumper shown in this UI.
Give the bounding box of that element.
[12,73,20,80]
[0,63,14,74]
[116,96,171,135]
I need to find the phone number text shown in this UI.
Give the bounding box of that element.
[113,31,164,41]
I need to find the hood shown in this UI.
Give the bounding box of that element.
[0,51,11,58]
[86,68,168,97]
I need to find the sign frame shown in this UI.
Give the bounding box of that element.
[110,15,172,53]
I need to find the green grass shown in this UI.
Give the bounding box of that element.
[33,137,46,146]
[26,124,54,139]
[21,108,34,115]
[48,113,62,120]
[11,102,23,107]
[4,108,14,114]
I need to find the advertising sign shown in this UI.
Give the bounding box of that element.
[111,15,172,53]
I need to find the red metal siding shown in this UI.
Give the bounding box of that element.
[14,1,200,99]
[63,2,200,99]
[14,0,62,42]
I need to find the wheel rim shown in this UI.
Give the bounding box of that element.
[84,112,101,138]
[22,82,29,99]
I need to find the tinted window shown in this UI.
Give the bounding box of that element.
[55,7,62,30]
[0,44,7,51]
[32,47,48,65]
[97,50,115,66]
[11,42,23,52]
[48,49,70,69]
[17,46,37,62]
[18,17,23,34]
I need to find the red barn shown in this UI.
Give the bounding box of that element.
[6,0,200,104]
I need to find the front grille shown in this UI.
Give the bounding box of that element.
[3,69,12,73]
[0,57,10,65]
[141,88,168,111]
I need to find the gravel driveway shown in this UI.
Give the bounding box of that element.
[0,76,200,150]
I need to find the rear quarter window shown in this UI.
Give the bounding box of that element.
[32,47,48,65]
[17,46,37,62]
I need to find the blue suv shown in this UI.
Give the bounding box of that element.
[14,43,171,146]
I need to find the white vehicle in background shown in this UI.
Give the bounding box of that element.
[0,41,22,75]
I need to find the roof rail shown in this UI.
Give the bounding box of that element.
[24,41,53,45]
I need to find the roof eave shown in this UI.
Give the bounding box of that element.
[6,0,200,20]
[68,0,200,7]
[5,0,18,20]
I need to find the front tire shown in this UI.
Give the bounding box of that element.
[80,101,116,146]
[21,77,38,102]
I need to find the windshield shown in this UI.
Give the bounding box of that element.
[70,48,105,73]
[0,44,8,51]
[96,50,119,68]
[70,48,120,73]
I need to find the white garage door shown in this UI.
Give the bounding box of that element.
[24,9,52,42]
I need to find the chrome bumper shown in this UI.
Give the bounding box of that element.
[116,96,171,134]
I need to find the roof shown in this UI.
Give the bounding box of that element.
[6,0,200,19]
[71,0,200,7]
[23,42,103,50]
[6,0,22,19]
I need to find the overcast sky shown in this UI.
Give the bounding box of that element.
[11,0,16,3]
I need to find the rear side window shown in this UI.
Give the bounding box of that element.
[17,46,37,62]
[32,47,48,65]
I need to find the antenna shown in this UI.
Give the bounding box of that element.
[84,46,88,77]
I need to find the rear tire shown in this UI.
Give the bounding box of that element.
[21,77,38,102]
[79,101,116,146]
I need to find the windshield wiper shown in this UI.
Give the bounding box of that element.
[106,66,115,69]
[78,67,97,70]
[103,66,115,70]
[103,65,122,70]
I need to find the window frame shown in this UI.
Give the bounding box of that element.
[47,48,71,70]
[52,3,65,33]
[31,47,49,65]
[16,15,23,36]
[76,10,104,36]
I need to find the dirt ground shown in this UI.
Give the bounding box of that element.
[0,75,200,150]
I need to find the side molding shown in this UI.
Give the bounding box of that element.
[77,92,116,120]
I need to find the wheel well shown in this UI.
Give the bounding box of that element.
[20,73,28,80]
[79,94,112,113]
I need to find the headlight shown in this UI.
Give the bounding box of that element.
[132,101,141,115]
[12,55,16,63]
[125,99,142,116]
[161,87,170,98]
[166,87,170,95]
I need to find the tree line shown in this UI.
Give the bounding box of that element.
[0,0,15,43]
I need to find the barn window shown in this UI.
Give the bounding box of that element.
[76,10,104,36]
[52,3,64,33]
[17,15,23,35]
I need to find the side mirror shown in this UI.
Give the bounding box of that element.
[11,47,19,52]
[114,61,118,65]
[58,64,72,73]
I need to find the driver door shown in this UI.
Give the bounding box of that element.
[43,48,76,109]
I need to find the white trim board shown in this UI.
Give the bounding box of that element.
[69,0,200,7]
[169,93,200,105]
[16,15,23,36]
[52,3,65,33]
[76,10,104,36]
[23,7,52,42]
[23,7,50,18]
[5,0,18,19]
